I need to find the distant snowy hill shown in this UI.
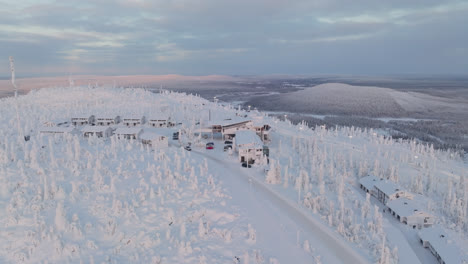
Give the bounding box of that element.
[251,82,468,119]
[280,83,407,116]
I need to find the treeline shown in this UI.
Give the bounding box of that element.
[272,114,468,154]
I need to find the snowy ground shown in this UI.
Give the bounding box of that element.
[0,86,467,263]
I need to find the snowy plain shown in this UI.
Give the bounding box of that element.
[0,86,467,263]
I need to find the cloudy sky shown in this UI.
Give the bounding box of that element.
[1,0,467,76]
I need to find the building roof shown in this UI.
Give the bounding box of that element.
[114,127,143,134]
[39,126,76,133]
[81,125,111,133]
[122,115,144,120]
[386,198,430,218]
[148,114,170,121]
[205,118,251,128]
[418,226,467,264]
[374,180,404,196]
[140,132,165,141]
[96,115,119,119]
[222,120,252,129]
[71,115,93,119]
[235,130,263,148]
[359,175,380,191]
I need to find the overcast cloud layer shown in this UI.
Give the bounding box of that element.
[1,0,467,76]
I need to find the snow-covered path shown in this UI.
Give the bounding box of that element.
[191,147,370,264]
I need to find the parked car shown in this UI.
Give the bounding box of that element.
[241,162,252,168]
[224,145,232,151]
[224,140,233,145]
[206,142,214,146]
[184,146,192,151]
[263,145,269,157]
[206,145,214,150]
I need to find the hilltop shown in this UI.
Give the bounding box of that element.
[0,86,466,263]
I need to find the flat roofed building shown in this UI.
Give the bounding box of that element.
[148,115,171,127]
[81,125,113,138]
[114,127,143,140]
[387,198,435,228]
[359,175,379,195]
[251,121,271,141]
[71,115,95,126]
[140,132,168,148]
[122,116,145,127]
[234,130,264,164]
[418,227,468,264]
[95,115,120,126]
[374,180,413,205]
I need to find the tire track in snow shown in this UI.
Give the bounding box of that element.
[193,149,370,264]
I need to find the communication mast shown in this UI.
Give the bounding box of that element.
[9,56,26,143]
[9,56,17,98]
[69,75,75,87]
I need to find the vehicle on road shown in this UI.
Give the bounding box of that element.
[241,162,252,168]
[224,140,233,145]
[224,145,232,151]
[184,146,192,151]
[206,145,214,150]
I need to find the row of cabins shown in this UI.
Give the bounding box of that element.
[359,176,468,264]
[39,126,168,148]
[71,115,174,127]
[418,227,468,264]
[359,176,434,229]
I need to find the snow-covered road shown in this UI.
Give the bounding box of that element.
[191,147,370,264]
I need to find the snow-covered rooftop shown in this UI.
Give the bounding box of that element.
[251,115,268,127]
[81,125,111,133]
[39,126,76,133]
[148,114,170,120]
[386,198,429,218]
[205,117,251,127]
[71,114,93,119]
[96,115,119,119]
[374,180,403,196]
[359,175,380,191]
[419,226,468,264]
[122,115,144,120]
[140,132,165,141]
[114,127,142,134]
[235,130,263,147]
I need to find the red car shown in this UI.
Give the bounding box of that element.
[206,145,214,149]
